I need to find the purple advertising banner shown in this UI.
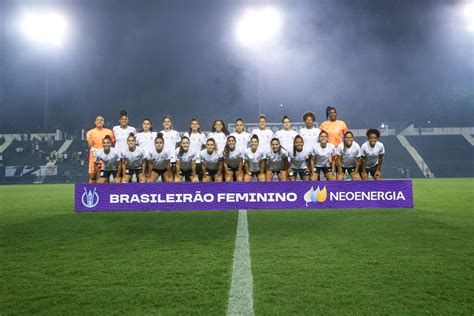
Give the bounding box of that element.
[75,180,413,212]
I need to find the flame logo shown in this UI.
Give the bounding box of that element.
[303,186,327,206]
[81,187,99,208]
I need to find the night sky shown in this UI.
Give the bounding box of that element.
[1,0,473,133]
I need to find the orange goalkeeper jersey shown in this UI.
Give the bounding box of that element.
[319,120,348,147]
[86,128,115,174]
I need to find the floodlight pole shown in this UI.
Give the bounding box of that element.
[43,62,49,130]
[0,11,5,111]
[17,10,68,131]
[256,48,267,115]
[235,7,282,116]
[256,61,262,115]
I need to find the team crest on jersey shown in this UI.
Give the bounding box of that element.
[304,185,327,206]
[81,187,99,208]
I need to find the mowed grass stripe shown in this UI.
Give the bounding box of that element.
[248,178,474,314]
[0,184,238,315]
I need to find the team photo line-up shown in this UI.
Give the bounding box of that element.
[86,107,385,184]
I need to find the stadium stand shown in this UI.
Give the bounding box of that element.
[4,140,63,165]
[406,135,474,178]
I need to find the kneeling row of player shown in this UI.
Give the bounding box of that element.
[94,129,384,183]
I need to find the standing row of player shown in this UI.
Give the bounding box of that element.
[86,107,385,183]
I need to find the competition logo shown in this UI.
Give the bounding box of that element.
[81,187,99,208]
[304,186,327,206]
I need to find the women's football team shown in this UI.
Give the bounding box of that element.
[86,107,385,184]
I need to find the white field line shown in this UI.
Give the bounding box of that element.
[227,209,254,316]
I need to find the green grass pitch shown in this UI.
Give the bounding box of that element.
[0,179,473,314]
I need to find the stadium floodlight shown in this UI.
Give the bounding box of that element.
[235,6,282,48]
[17,9,69,129]
[462,2,474,32]
[19,9,69,47]
[234,6,283,114]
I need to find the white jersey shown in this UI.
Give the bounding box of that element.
[121,146,146,169]
[176,148,197,171]
[94,147,121,171]
[183,132,207,163]
[224,147,244,169]
[288,148,312,169]
[243,148,266,173]
[136,131,157,155]
[207,132,227,154]
[266,148,289,171]
[200,149,222,171]
[361,141,385,168]
[336,142,361,168]
[299,127,320,151]
[113,126,136,152]
[251,128,274,154]
[275,129,299,153]
[230,131,251,151]
[148,149,171,170]
[160,129,181,162]
[312,143,336,168]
